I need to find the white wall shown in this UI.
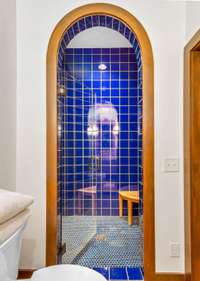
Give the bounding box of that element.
[185,1,200,42]
[67,27,131,48]
[16,0,186,272]
[0,0,16,191]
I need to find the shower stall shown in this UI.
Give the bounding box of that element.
[56,14,143,279]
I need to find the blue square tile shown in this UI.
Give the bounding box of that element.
[120,48,128,54]
[111,72,119,79]
[74,48,82,54]
[106,16,113,28]
[85,16,92,28]
[93,48,101,54]
[130,33,135,45]
[84,71,91,79]
[79,18,86,31]
[93,268,109,279]
[110,268,127,280]
[67,200,74,208]
[102,48,110,54]
[102,71,110,80]
[93,55,101,63]
[67,209,74,216]
[125,27,131,39]
[72,22,79,35]
[60,41,66,52]
[83,55,92,63]
[119,22,125,35]
[127,267,143,280]
[111,80,119,88]
[130,80,138,88]
[84,64,91,71]
[102,209,110,216]
[111,192,118,199]
[84,48,92,54]
[102,81,110,88]
[65,48,73,54]
[129,71,137,79]
[102,54,110,62]
[102,200,110,208]
[120,80,128,88]
[111,54,119,62]
[111,208,118,216]
[92,15,99,26]
[84,80,91,88]
[130,63,137,71]
[113,19,120,31]
[133,40,139,50]
[111,63,119,71]
[120,63,128,71]
[65,54,73,62]
[120,54,128,61]
[111,200,118,208]
[129,53,137,61]
[63,34,70,46]
[121,72,128,79]
[111,48,119,54]
[67,27,74,40]
[97,209,101,216]
[74,55,82,63]
[93,81,101,88]
[100,15,106,26]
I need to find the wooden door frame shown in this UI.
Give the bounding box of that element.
[184,28,200,281]
[46,3,155,281]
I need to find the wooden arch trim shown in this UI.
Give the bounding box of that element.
[46,3,155,281]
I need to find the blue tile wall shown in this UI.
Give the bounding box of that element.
[57,15,143,220]
[57,48,142,217]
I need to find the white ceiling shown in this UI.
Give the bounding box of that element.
[67,26,132,48]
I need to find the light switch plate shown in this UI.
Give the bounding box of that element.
[170,242,180,257]
[164,158,179,172]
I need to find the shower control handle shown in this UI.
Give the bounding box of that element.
[88,156,101,172]
[97,156,100,171]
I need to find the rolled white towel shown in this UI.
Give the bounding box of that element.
[0,189,33,224]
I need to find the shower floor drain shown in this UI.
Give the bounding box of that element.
[95,234,107,241]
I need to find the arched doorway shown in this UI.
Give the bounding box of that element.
[46,3,154,281]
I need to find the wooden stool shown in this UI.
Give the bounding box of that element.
[119,191,139,225]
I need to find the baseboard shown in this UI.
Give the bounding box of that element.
[17,269,34,279]
[156,273,185,281]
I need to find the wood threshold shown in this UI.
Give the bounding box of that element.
[156,273,185,281]
[17,269,34,279]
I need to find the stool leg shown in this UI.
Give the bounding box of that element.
[119,195,123,217]
[128,201,133,225]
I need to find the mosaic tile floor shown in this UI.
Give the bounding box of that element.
[62,216,97,264]
[62,216,143,268]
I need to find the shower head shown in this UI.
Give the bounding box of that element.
[57,85,67,96]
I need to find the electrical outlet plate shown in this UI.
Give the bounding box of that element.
[170,242,180,257]
[164,158,179,172]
